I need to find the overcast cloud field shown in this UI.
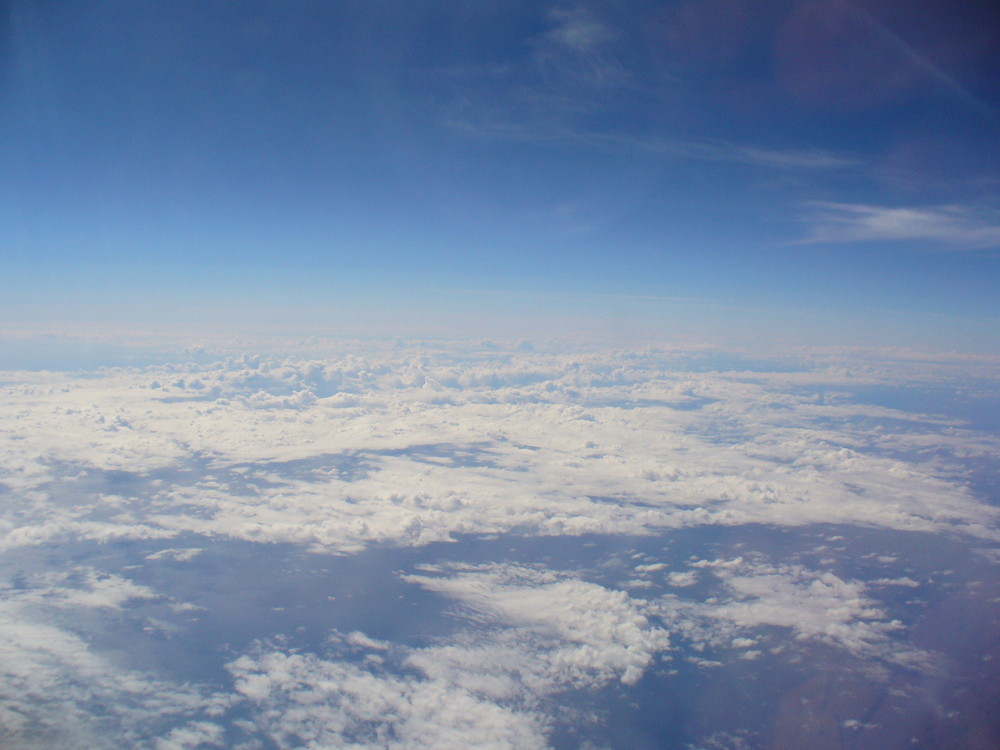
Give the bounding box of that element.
[1,338,998,749]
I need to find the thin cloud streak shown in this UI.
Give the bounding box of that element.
[447,114,859,171]
[438,6,858,173]
[625,135,860,170]
[795,201,1000,250]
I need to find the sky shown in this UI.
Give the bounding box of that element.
[3,0,1000,348]
[2,6,1000,742]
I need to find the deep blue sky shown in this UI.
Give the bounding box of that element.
[3,0,1000,347]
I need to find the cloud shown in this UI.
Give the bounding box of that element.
[0,340,995,746]
[545,6,615,53]
[533,6,627,91]
[796,201,1000,249]
[0,608,229,748]
[448,114,858,171]
[651,557,933,669]
[0,559,234,748]
[725,144,857,170]
[224,549,940,747]
[145,547,204,562]
[433,6,857,173]
[403,562,671,688]
[228,647,549,750]
[1,343,997,556]
[229,562,670,748]
[8,567,157,610]
[583,132,859,170]
[153,722,226,750]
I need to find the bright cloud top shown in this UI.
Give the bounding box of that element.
[1,344,997,557]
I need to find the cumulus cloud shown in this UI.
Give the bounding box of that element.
[145,547,204,562]
[228,647,548,750]
[403,562,671,688]
[223,549,943,747]
[653,557,932,669]
[0,343,997,556]
[153,722,226,750]
[229,562,670,748]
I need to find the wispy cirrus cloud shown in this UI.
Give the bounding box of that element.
[796,202,1000,249]
[445,114,859,171]
[435,5,857,173]
[592,132,859,170]
[540,5,619,79]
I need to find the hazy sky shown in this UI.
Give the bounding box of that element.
[3,0,1000,347]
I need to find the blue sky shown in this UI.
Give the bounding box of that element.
[3,0,1000,348]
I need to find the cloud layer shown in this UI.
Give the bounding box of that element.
[1,343,996,556]
[0,340,997,747]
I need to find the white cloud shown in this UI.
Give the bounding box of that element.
[0,559,230,748]
[145,547,204,562]
[228,647,549,750]
[796,201,1000,249]
[870,576,921,587]
[229,562,670,748]
[546,7,613,50]
[654,557,931,668]
[1,343,997,555]
[579,132,859,170]
[450,116,859,171]
[403,563,671,688]
[6,567,157,610]
[224,548,942,747]
[344,630,392,652]
[432,6,856,175]
[667,570,699,587]
[0,607,230,749]
[154,722,226,750]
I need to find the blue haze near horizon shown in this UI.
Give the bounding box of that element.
[2,0,1000,348]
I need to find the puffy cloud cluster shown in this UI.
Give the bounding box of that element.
[228,647,548,750]
[229,562,669,749]
[404,563,671,688]
[0,343,996,555]
[654,556,928,668]
[224,548,932,748]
